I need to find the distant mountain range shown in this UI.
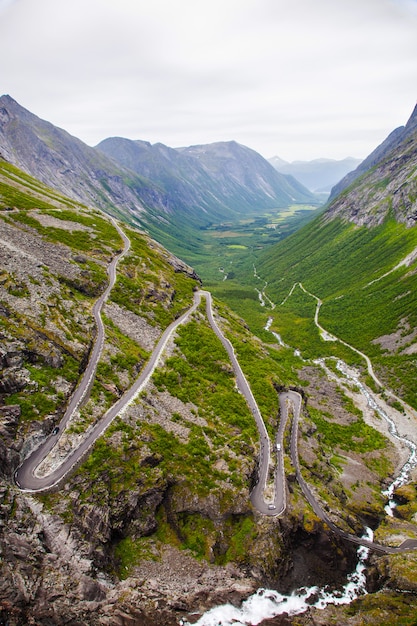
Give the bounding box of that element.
[268,155,362,192]
[2,90,417,626]
[0,95,317,245]
[255,101,417,405]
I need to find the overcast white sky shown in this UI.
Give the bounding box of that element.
[1,0,416,161]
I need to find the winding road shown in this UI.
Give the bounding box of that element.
[15,218,130,490]
[15,220,203,491]
[287,281,417,416]
[202,291,285,516]
[298,282,387,390]
[283,389,417,554]
[14,224,417,553]
[14,283,282,517]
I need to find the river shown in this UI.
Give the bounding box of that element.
[333,358,417,515]
[180,530,372,626]
[179,312,417,625]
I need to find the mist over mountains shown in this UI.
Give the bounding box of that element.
[268,155,362,192]
[0,95,317,238]
[2,91,417,626]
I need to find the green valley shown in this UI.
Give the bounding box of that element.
[1,98,417,626]
[210,213,417,409]
[169,202,321,282]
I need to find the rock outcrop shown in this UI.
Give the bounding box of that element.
[326,103,417,227]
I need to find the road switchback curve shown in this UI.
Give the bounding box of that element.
[13,251,417,553]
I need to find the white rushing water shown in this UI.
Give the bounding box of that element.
[182,314,417,626]
[256,288,266,307]
[264,318,287,347]
[253,266,276,310]
[333,359,417,515]
[180,530,372,626]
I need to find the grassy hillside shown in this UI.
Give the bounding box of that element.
[0,159,311,579]
[3,157,417,626]
[223,213,417,408]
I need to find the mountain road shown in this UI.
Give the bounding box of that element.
[13,227,417,552]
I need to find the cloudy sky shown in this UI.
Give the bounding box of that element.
[1,0,416,161]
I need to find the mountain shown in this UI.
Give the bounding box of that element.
[329,103,417,203]
[0,95,167,222]
[268,155,288,170]
[96,136,224,220]
[97,137,315,217]
[0,95,316,249]
[177,140,314,204]
[250,103,417,409]
[269,155,362,192]
[326,103,417,226]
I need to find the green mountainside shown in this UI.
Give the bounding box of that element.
[1,98,417,625]
[256,216,417,405]
[216,104,417,412]
[0,95,317,261]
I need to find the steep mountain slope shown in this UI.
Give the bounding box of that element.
[97,137,315,221]
[253,104,417,409]
[2,132,417,623]
[0,95,168,222]
[96,137,226,221]
[269,156,362,192]
[177,140,314,205]
[0,95,316,261]
[329,103,417,203]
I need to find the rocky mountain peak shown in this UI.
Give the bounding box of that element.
[405,101,417,133]
[0,94,18,111]
[325,104,417,228]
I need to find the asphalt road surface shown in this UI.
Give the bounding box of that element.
[15,285,279,520]
[13,254,417,553]
[286,389,417,554]
[15,286,201,491]
[201,290,282,516]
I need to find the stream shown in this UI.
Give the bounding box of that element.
[329,358,417,515]
[181,529,372,626]
[180,308,417,625]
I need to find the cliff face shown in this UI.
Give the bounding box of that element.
[2,143,417,624]
[326,104,417,227]
[0,162,376,625]
[0,488,257,625]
